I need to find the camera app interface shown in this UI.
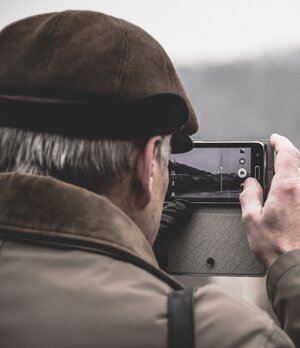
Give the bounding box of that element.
[167,147,251,201]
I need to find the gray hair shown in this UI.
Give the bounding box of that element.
[0,128,171,193]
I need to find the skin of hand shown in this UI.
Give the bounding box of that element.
[240,134,300,268]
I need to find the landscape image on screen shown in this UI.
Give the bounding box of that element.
[167,147,251,200]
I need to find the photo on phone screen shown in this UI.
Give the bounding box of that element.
[166,142,265,203]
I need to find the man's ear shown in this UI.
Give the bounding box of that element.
[133,136,162,209]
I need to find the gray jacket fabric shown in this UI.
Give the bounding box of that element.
[0,173,297,347]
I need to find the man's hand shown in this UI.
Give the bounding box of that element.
[240,134,300,268]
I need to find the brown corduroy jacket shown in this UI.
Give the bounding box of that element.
[0,173,298,347]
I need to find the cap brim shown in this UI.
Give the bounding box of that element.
[0,93,194,154]
[171,130,194,153]
[0,93,190,142]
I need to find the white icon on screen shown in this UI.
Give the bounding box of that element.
[238,168,247,178]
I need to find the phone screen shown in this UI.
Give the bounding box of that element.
[166,142,264,203]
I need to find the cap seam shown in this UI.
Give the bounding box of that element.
[45,12,67,40]
[113,20,130,96]
[37,12,67,96]
[166,54,172,91]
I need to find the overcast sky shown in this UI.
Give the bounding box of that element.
[1,0,300,65]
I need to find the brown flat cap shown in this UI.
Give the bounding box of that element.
[0,10,198,152]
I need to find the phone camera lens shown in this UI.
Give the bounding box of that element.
[239,158,246,165]
[256,152,260,157]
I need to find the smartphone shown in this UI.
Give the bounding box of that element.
[166,141,274,204]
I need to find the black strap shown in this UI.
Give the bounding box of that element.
[168,287,195,348]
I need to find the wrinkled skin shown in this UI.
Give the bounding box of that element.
[240,134,300,268]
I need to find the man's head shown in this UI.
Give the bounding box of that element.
[0,128,170,243]
[0,10,199,243]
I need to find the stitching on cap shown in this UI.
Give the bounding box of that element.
[165,54,173,90]
[113,20,129,95]
[36,12,67,95]
[47,12,67,39]
[0,240,5,254]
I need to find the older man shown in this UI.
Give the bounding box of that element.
[0,10,299,348]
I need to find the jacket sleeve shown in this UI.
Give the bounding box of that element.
[267,249,300,347]
[193,284,294,347]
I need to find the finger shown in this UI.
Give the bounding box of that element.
[159,199,193,235]
[162,200,191,217]
[240,178,263,224]
[270,134,300,176]
[270,133,297,152]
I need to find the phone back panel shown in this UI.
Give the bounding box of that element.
[166,205,266,276]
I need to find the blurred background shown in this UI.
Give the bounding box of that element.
[1,0,300,318]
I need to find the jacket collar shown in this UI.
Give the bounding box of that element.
[0,172,158,267]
